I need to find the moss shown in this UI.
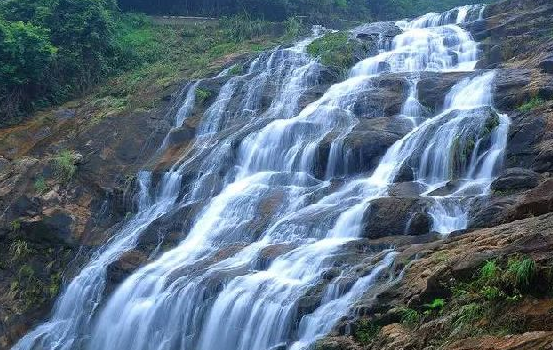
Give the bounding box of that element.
[307,32,356,73]
[481,114,500,137]
[9,240,32,262]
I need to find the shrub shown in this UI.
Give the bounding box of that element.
[53,150,77,182]
[284,16,302,39]
[220,13,272,43]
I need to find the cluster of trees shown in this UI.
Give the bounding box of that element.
[117,0,489,22]
[117,0,372,22]
[0,0,124,125]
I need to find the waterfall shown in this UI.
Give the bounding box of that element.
[13,5,508,350]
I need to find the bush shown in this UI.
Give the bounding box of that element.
[284,16,303,39]
[0,0,119,125]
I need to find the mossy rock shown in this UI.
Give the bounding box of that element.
[307,32,357,73]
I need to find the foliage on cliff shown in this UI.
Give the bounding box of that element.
[116,0,494,22]
[0,0,291,128]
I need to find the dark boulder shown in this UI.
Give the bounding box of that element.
[539,53,553,74]
[491,168,541,192]
[353,21,402,48]
[106,250,148,292]
[21,209,75,245]
[362,197,432,239]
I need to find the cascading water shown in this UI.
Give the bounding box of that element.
[14,5,509,350]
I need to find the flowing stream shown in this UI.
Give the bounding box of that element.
[13,5,509,350]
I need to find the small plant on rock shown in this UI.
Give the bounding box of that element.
[10,219,21,232]
[400,307,420,327]
[424,298,445,316]
[195,88,212,103]
[505,257,536,291]
[517,97,545,112]
[354,320,380,345]
[34,176,48,194]
[53,150,77,183]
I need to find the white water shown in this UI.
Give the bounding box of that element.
[14,5,507,350]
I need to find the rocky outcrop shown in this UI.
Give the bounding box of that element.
[318,213,553,350]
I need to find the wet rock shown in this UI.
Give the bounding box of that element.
[491,168,541,192]
[418,71,471,111]
[353,22,402,45]
[388,182,425,197]
[107,250,148,289]
[362,197,432,239]
[470,179,553,229]
[164,125,196,147]
[393,164,415,182]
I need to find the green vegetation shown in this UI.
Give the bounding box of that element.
[482,114,500,136]
[400,307,420,327]
[118,0,373,23]
[195,88,213,104]
[10,219,21,232]
[307,32,356,73]
[118,0,495,23]
[422,256,543,342]
[0,0,121,125]
[9,240,32,262]
[423,298,445,315]
[220,12,275,43]
[518,96,545,112]
[53,150,77,183]
[0,0,292,127]
[354,320,381,345]
[228,64,243,76]
[34,175,48,194]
